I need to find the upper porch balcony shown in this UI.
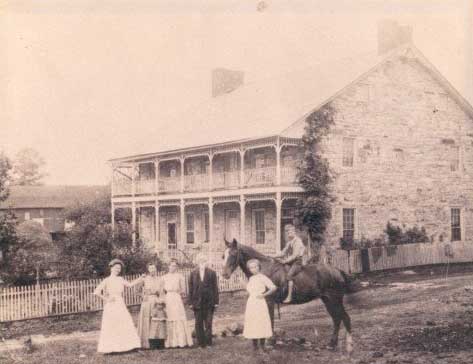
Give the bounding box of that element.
[111,137,302,197]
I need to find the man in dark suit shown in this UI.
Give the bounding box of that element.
[188,253,219,348]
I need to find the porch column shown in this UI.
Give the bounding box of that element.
[276,139,282,186]
[111,166,115,197]
[180,156,185,193]
[240,197,246,245]
[111,201,115,231]
[209,197,214,247]
[154,160,159,195]
[276,193,282,252]
[131,201,137,246]
[180,199,186,247]
[239,148,245,188]
[155,201,160,248]
[209,152,213,191]
[131,164,136,197]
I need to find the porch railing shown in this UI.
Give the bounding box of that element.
[112,177,132,196]
[244,166,276,186]
[158,177,181,193]
[184,174,210,192]
[135,179,155,195]
[281,166,298,185]
[213,171,240,190]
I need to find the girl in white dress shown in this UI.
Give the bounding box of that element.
[162,259,193,348]
[93,259,143,354]
[243,259,277,352]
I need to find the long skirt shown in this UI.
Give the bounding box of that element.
[243,296,273,339]
[97,296,141,353]
[164,292,193,348]
[137,296,156,348]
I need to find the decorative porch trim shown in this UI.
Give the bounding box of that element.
[244,193,277,202]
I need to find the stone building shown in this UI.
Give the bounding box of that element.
[110,39,473,260]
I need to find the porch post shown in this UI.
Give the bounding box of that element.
[276,192,282,252]
[180,156,185,193]
[180,199,186,247]
[209,197,214,247]
[131,164,136,197]
[276,138,282,186]
[131,202,137,246]
[239,148,245,188]
[155,201,160,249]
[240,197,246,245]
[154,160,159,195]
[111,201,115,231]
[209,152,213,191]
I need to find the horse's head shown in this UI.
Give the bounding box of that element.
[222,238,240,279]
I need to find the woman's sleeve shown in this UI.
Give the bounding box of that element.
[121,277,134,288]
[178,274,187,294]
[263,275,277,290]
[93,279,106,295]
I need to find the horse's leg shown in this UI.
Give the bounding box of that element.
[265,298,275,330]
[321,295,342,350]
[338,294,353,354]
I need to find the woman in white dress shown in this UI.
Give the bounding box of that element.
[243,259,277,352]
[162,259,193,348]
[93,259,142,354]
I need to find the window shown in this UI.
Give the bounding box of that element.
[24,212,30,220]
[450,146,460,172]
[282,208,295,219]
[342,208,355,241]
[186,213,195,244]
[342,138,355,167]
[451,208,461,241]
[203,212,210,242]
[254,210,266,244]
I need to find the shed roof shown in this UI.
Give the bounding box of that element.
[0,185,109,210]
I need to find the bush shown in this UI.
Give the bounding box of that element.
[385,222,429,245]
[2,220,58,285]
[57,193,162,279]
[340,236,385,250]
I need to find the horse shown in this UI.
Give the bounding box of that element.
[222,238,355,353]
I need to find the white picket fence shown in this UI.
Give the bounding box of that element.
[2,241,473,322]
[0,267,247,322]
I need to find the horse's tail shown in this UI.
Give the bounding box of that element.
[340,270,357,294]
[340,270,362,306]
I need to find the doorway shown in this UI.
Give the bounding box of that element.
[225,210,240,241]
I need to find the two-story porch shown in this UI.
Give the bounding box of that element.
[110,135,304,260]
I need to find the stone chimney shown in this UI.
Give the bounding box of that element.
[377,20,413,55]
[211,68,244,97]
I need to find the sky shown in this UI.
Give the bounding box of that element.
[1,0,472,185]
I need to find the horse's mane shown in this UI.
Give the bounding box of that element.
[238,243,272,262]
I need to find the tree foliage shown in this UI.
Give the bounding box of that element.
[296,103,335,253]
[1,220,57,285]
[11,148,47,186]
[0,151,12,202]
[58,193,158,279]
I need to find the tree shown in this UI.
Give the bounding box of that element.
[58,193,158,279]
[11,148,47,186]
[1,220,57,285]
[295,103,335,259]
[0,151,11,202]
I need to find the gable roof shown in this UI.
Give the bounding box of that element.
[281,43,473,137]
[113,42,473,161]
[0,185,109,210]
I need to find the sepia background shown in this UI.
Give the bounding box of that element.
[1,0,472,185]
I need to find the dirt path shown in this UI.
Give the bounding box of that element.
[2,272,473,364]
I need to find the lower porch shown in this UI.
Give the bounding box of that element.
[112,193,305,264]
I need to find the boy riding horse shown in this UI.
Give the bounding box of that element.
[272,224,306,303]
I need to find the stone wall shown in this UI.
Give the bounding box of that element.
[320,53,473,246]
